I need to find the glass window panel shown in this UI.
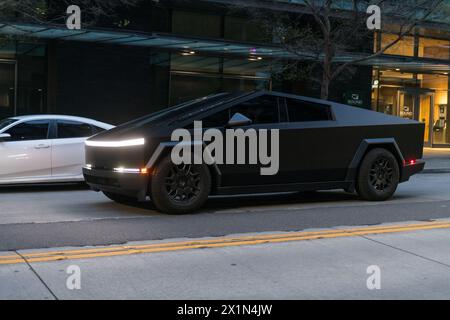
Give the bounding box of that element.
[6,120,49,141]
[171,55,221,73]
[230,95,279,124]
[57,120,93,139]
[380,34,415,57]
[170,74,222,105]
[201,109,230,128]
[419,37,450,60]
[223,58,271,76]
[286,98,333,122]
[421,74,449,145]
[0,62,15,119]
[224,16,269,43]
[172,11,221,38]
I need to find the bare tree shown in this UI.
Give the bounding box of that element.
[0,0,148,50]
[0,0,145,29]
[228,0,445,99]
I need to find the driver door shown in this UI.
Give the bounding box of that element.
[0,120,52,183]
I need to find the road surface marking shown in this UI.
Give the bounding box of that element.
[1,220,450,265]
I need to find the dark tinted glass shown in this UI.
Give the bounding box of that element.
[57,121,93,138]
[202,109,230,128]
[230,95,279,125]
[286,98,333,122]
[0,118,17,131]
[6,120,49,141]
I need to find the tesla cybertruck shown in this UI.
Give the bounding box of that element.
[83,91,425,214]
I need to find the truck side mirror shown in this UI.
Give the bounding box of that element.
[227,113,252,128]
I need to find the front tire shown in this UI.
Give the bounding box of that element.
[150,156,211,214]
[356,148,400,201]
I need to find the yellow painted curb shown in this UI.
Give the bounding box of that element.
[1,221,449,265]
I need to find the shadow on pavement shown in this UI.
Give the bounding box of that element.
[0,183,89,193]
[117,191,362,214]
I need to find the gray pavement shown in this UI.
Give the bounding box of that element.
[1,224,450,300]
[1,173,450,250]
[423,148,450,172]
[1,169,450,299]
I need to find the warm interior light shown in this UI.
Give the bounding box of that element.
[140,168,148,174]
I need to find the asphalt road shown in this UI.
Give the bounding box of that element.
[1,173,450,251]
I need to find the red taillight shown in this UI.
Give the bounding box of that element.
[409,160,416,165]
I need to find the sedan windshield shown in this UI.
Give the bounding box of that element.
[0,119,17,131]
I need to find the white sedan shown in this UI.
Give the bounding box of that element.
[0,115,114,184]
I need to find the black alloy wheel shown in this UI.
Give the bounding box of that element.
[151,155,211,214]
[356,148,400,201]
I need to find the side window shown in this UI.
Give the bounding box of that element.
[6,120,49,141]
[57,121,93,139]
[286,98,333,122]
[202,109,230,128]
[230,95,279,125]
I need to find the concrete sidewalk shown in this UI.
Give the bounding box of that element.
[423,148,450,173]
[1,220,450,300]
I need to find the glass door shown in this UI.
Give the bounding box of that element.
[397,89,434,147]
[0,61,16,119]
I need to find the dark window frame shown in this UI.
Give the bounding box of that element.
[5,119,51,142]
[229,94,281,126]
[55,120,94,139]
[284,98,335,123]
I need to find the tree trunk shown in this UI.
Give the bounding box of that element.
[320,73,330,100]
[321,39,333,100]
[320,62,331,100]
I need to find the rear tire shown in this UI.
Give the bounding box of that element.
[103,192,138,204]
[356,148,400,201]
[150,156,211,214]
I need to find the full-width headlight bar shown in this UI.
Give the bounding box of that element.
[85,138,145,148]
[114,167,149,174]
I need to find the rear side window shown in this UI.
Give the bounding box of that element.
[57,121,93,139]
[286,98,333,122]
[6,120,49,141]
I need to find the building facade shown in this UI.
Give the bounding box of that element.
[0,0,449,146]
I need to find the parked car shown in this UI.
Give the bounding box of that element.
[0,115,113,184]
[83,91,425,214]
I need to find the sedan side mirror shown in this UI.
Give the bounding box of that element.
[227,113,252,128]
[0,133,11,141]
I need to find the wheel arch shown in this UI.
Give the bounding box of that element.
[145,142,222,195]
[346,138,405,187]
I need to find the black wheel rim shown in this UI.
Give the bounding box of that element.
[165,164,201,203]
[369,157,394,191]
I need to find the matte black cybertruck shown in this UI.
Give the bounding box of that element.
[83,91,425,214]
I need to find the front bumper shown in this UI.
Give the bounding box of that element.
[400,160,425,182]
[83,167,149,201]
